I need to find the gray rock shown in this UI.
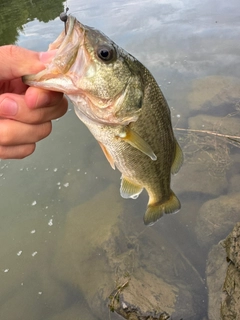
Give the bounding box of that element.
[187,76,240,111]
[188,114,240,138]
[221,223,240,319]
[206,243,228,320]
[195,193,240,248]
[173,149,228,197]
[51,184,199,319]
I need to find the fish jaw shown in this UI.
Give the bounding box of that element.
[23,15,87,94]
[23,15,144,126]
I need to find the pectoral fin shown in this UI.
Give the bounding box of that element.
[117,127,157,161]
[120,176,143,199]
[171,139,184,175]
[98,142,115,170]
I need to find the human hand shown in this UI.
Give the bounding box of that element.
[0,45,68,159]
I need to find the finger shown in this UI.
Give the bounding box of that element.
[25,86,67,110]
[0,93,68,124]
[0,144,36,160]
[0,45,56,80]
[0,119,52,146]
[0,78,28,95]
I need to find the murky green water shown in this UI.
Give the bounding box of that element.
[1,0,240,319]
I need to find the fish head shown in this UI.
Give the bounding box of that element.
[23,15,144,125]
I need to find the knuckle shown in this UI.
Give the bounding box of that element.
[0,144,36,160]
[18,144,36,159]
[37,122,52,141]
[0,121,12,145]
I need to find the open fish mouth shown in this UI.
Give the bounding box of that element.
[23,15,86,93]
[23,15,142,126]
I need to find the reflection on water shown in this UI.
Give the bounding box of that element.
[1,0,240,319]
[0,0,64,46]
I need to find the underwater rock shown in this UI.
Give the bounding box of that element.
[206,242,227,320]
[51,184,199,319]
[173,148,227,197]
[229,174,240,194]
[195,193,240,248]
[221,223,240,319]
[187,76,240,112]
[206,223,240,319]
[223,222,240,268]
[109,269,172,320]
[188,114,240,137]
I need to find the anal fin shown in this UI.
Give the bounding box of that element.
[120,176,143,199]
[98,142,115,170]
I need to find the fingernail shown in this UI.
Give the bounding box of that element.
[0,98,18,116]
[39,50,57,64]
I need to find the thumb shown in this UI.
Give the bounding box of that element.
[0,45,56,81]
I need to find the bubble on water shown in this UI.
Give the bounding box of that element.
[176,114,181,118]
[38,291,43,295]
[17,251,22,256]
[53,168,58,172]
[31,201,37,206]
[3,269,9,273]
[31,230,36,234]
[77,168,80,172]
[32,252,38,257]
[48,219,53,227]
[63,183,69,188]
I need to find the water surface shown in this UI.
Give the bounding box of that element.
[1,0,240,319]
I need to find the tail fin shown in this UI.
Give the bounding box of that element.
[143,191,181,226]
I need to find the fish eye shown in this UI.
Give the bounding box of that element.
[97,45,115,62]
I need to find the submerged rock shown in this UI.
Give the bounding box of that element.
[195,193,240,248]
[173,148,228,197]
[221,222,240,319]
[206,243,227,320]
[188,114,240,137]
[187,76,240,112]
[51,184,201,319]
[109,270,174,320]
[206,223,240,320]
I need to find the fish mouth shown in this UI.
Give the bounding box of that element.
[23,15,86,93]
[23,15,141,126]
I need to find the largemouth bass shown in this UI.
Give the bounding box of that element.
[23,15,183,226]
